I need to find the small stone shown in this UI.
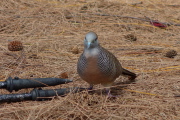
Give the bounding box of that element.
[64,10,72,19]
[124,34,137,41]
[28,54,39,59]
[81,6,88,10]
[71,46,79,54]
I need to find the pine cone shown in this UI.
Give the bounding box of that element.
[8,41,23,51]
[165,50,177,58]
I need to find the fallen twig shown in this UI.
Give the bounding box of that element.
[3,52,18,59]
[90,13,180,26]
[131,2,143,6]
[167,5,180,7]
[124,51,162,55]
[174,95,180,97]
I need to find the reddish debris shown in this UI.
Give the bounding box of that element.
[150,20,167,28]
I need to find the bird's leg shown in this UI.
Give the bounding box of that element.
[105,88,118,98]
[87,84,94,94]
[88,84,93,90]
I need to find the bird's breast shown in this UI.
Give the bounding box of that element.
[84,49,100,76]
[81,49,112,85]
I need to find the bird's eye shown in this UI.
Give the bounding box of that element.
[92,39,97,43]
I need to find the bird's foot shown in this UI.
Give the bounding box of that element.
[106,88,120,98]
[87,84,94,94]
[88,84,93,90]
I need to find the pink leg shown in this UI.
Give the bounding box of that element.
[106,88,119,98]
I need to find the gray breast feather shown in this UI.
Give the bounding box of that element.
[77,54,87,76]
[97,46,122,79]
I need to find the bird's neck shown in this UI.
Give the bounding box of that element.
[84,47,99,58]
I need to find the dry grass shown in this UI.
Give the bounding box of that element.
[0,0,180,119]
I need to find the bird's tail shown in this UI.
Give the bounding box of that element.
[122,68,137,81]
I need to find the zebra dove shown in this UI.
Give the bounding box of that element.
[77,32,136,96]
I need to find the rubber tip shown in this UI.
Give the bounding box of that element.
[65,79,73,83]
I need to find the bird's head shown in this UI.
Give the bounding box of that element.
[84,32,99,49]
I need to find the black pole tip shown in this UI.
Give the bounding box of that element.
[65,79,73,83]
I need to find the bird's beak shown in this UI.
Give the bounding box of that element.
[87,42,91,49]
